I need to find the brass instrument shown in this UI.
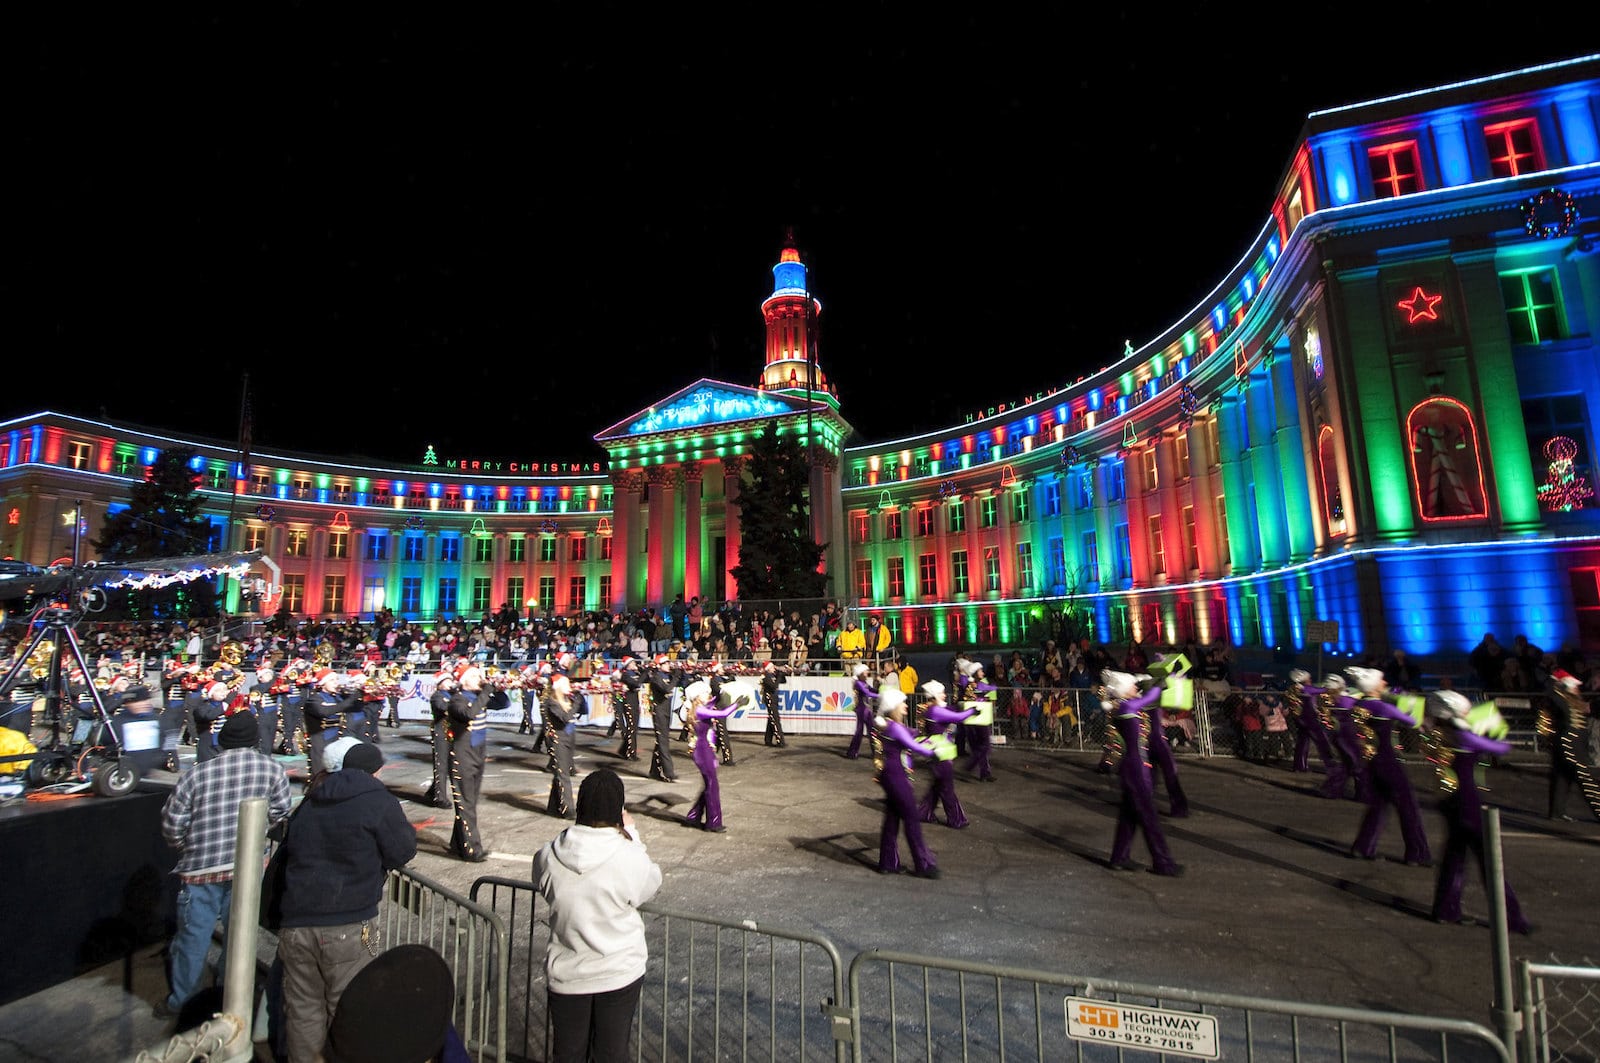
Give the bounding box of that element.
[1354,703,1376,761]
[220,640,245,667]
[315,643,336,666]
[1423,722,1459,794]
[25,641,54,680]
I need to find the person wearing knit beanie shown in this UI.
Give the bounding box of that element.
[218,712,259,750]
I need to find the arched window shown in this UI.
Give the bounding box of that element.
[1405,396,1487,522]
[1317,425,1346,535]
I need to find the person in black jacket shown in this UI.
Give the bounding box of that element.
[646,655,678,783]
[761,660,786,747]
[543,674,579,818]
[447,664,493,861]
[423,670,455,809]
[614,656,642,761]
[274,740,417,1062]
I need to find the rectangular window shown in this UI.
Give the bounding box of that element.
[472,577,493,613]
[916,507,935,538]
[401,577,421,614]
[439,537,460,563]
[947,610,965,645]
[1367,139,1422,197]
[540,537,557,563]
[1141,449,1158,492]
[599,574,612,606]
[285,529,308,557]
[983,546,1001,592]
[245,526,267,552]
[322,574,345,616]
[853,512,871,543]
[327,531,348,559]
[505,576,525,612]
[981,496,997,528]
[978,611,997,643]
[1082,531,1099,583]
[1182,505,1199,571]
[405,535,425,562]
[539,576,556,613]
[918,553,938,597]
[292,476,312,498]
[914,454,930,477]
[208,467,229,490]
[949,500,966,533]
[887,556,906,598]
[567,576,586,614]
[1113,523,1132,584]
[251,471,270,492]
[365,533,388,561]
[600,536,612,561]
[1523,394,1593,504]
[1106,461,1126,503]
[473,536,493,563]
[1048,536,1065,588]
[884,510,903,540]
[281,574,305,613]
[1215,495,1231,567]
[1016,542,1034,593]
[1075,471,1092,510]
[1500,270,1563,345]
[571,536,588,562]
[1206,424,1221,468]
[1010,491,1029,523]
[1485,118,1542,178]
[1175,434,1191,479]
[854,558,873,600]
[67,441,91,470]
[438,578,458,616]
[115,451,135,475]
[1043,480,1061,517]
[361,577,385,615]
[1148,514,1165,575]
[952,550,969,595]
[508,537,526,563]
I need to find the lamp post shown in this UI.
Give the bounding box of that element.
[72,500,83,567]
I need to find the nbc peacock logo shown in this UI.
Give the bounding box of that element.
[824,690,854,714]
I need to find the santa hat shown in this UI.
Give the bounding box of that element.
[256,666,275,682]
[316,667,340,689]
[551,674,572,693]
[206,682,230,701]
[654,654,670,667]
[1552,669,1583,691]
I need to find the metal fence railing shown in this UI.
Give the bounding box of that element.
[1518,959,1600,1062]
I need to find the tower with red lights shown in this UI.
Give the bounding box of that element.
[760,229,832,399]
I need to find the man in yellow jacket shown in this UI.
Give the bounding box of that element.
[836,620,866,666]
[867,615,893,668]
[897,654,920,726]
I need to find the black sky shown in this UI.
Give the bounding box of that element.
[8,5,1583,467]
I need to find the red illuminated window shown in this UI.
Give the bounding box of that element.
[887,557,906,598]
[1484,119,1542,178]
[1367,141,1422,198]
[854,559,873,600]
[852,512,870,544]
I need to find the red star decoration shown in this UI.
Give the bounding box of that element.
[1397,286,1443,324]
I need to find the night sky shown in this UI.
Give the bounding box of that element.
[9,6,1583,467]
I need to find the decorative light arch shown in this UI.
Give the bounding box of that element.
[1405,396,1488,523]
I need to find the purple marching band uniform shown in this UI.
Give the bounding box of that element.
[1287,669,1338,777]
[917,681,975,829]
[1105,670,1184,877]
[1346,668,1431,866]
[1144,696,1189,818]
[960,663,998,783]
[845,663,877,760]
[1303,674,1368,801]
[684,681,738,832]
[875,688,941,877]
[1425,690,1532,934]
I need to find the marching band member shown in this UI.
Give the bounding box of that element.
[613,657,642,761]
[916,680,974,829]
[961,660,998,784]
[356,663,385,745]
[845,662,877,761]
[447,663,493,861]
[682,679,737,832]
[543,674,579,818]
[1346,666,1431,866]
[1145,654,1190,818]
[425,668,457,808]
[283,655,315,756]
[303,667,359,778]
[705,661,736,767]
[760,660,786,747]
[646,655,679,783]
[1288,668,1338,779]
[874,686,940,877]
[1104,669,1184,877]
[1303,673,1368,801]
[253,665,280,757]
[192,681,231,766]
[1543,669,1593,821]
[1425,690,1532,933]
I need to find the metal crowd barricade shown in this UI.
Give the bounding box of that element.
[1518,959,1600,1062]
[845,948,1512,1062]
[471,877,849,1063]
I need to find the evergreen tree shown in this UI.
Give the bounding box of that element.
[728,420,828,601]
[90,446,219,620]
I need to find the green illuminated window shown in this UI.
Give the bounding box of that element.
[981,496,997,528]
[473,536,494,563]
[540,537,557,563]
[539,576,555,613]
[472,577,492,613]
[1010,491,1029,523]
[1015,542,1034,592]
[949,500,966,533]
[1500,270,1563,345]
[508,537,526,563]
[506,576,524,609]
[952,550,969,595]
[983,547,1001,592]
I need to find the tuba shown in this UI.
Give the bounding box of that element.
[220,640,246,668]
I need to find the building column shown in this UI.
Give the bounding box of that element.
[1215,394,1258,575]
[645,466,680,609]
[812,449,847,599]
[1246,369,1290,569]
[1271,348,1316,563]
[609,470,644,612]
[1153,434,1184,580]
[721,456,746,601]
[681,463,704,602]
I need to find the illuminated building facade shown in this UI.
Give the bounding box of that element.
[3,56,1599,665]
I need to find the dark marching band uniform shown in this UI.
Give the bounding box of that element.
[706,667,736,766]
[647,658,678,783]
[1426,690,1532,934]
[917,684,974,828]
[761,661,786,747]
[875,689,940,877]
[543,677,579,818]
[845,664,877,761]
[1288,669,1338,778]
[1105,671,1183,876]
[281,660,313,755]
[683,681,738,832]
[613,659,641,761]
[1543,670,1593,821]
[253,667,280,756]
[447,670,493,861]
[191,683,230,765]
[426,674,456,808]
[303,673,358,778]
[1346,669,1431,866]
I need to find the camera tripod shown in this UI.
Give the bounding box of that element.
[0,603,139,796]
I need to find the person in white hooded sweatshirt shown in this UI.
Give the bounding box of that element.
[532,767,663,1062]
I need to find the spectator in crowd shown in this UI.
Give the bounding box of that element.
[1513,633,1546,690]
[533,768,663,1063]
[157,712,291,1021]
[836,619,866,663]
[275,741,418,1062]
[322,944,470,1063]
[1382,648,1422,692]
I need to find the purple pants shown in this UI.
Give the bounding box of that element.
[1109,715,1178,873]
[880,758,936,873]
[1351,721,1430,863]
[965,725,993,780]
[685,720,724,830]
[918,757,968,828]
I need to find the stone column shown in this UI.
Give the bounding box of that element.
[721,456,746,601]
[682,462,704,602]
[609,470,644,612]
[645,466,679,609]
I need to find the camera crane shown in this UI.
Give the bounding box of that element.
[0,550,272,796]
